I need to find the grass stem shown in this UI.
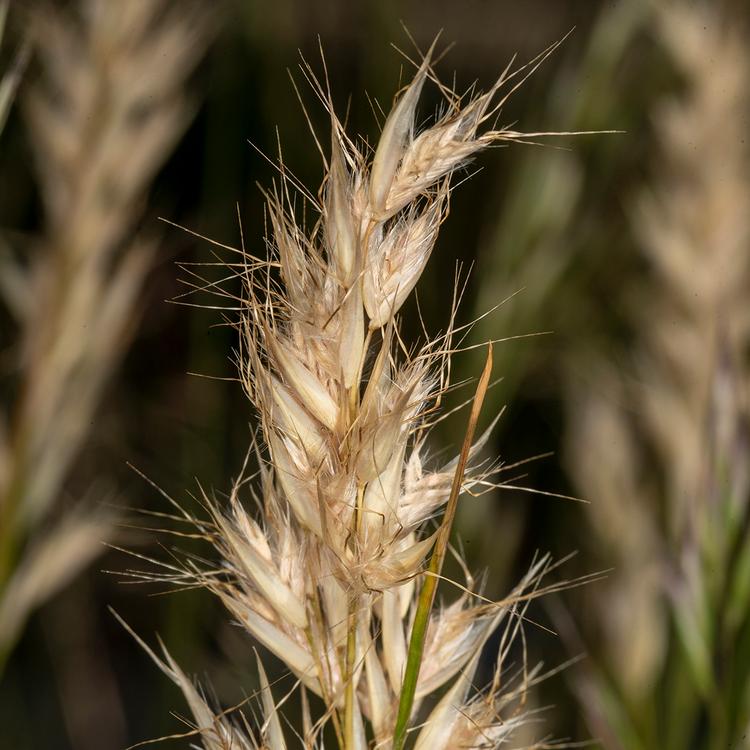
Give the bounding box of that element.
[392,343,493,750]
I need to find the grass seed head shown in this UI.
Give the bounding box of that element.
[136,38,570,749]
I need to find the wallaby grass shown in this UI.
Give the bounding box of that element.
[0,1,749,749]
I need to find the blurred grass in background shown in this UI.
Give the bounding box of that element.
[0,1,748,748]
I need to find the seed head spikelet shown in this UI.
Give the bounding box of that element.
[126,39,579,750]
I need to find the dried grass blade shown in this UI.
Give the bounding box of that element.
[392,342,493,750]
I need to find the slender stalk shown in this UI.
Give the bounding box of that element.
[305,598,345,748]
[392,343,494,750]
[344,481,366,749]
[344,595,358,749]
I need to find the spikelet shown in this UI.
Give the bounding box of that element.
[133,41,571,749]
[113,611,270,750]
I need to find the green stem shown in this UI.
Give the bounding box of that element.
[392,344,493,750]
[0,469,26,679]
